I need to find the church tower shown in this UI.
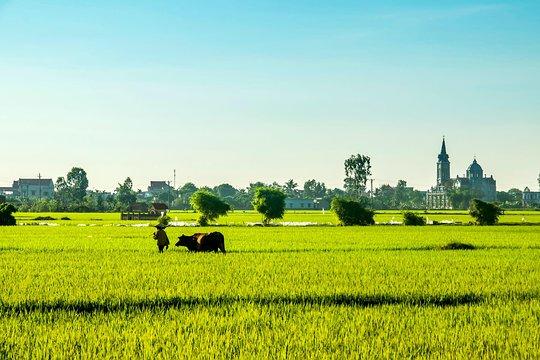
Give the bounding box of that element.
[437,138,450,186]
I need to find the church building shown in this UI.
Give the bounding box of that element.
[426,139,497,209]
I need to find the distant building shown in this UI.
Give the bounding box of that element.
[523,188,540,207]
[146,181,172,198]
[150,202,169,214]
[426,185,451,210]
[129,202,149,213]
[453,159,497,202]
[426,139,453,209]
[0,187,13,196]
[5,178,55,199]
[426,139,497,209]
[120,202,168,221]
[523,174,540,207]
[285,198,329,210]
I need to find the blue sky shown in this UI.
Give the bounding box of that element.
[1,0,539,191]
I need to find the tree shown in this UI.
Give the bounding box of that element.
[156,186,179,206]
[344,154,372,200]
[271,182,284,191]
[507,188,523,203]
[393,180,408,208]
[284,179,298,198]
[213,183,238,199]
[54,177,70,210]
[371,180,425,210]
[115,178,137,211]
[190,190,231,226]
[252,187,286,225]
[469,199,503,225]
[403,211,426,226]
[66,167,89,202]
[372,184,394,209]
[95,192,106,212]
[303,180,327,199]
[448,188,482,210]
[178,183,198,210]
[231,189,252,210]
[54,167,89,210]
[248,182,267,196]
[327,188,347,199]
[497,188,523,209]
[331,197,374,226]
[0,203,17,226]
[408,189,427,209]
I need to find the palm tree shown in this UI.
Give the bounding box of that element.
[284,179,298,198]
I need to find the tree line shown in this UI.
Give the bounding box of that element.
[9,155,375,212]
[5,154,529,212]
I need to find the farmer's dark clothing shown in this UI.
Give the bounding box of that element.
[153,228,170,253]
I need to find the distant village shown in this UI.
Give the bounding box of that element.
[1,140,539,212]
[425,139,540,209]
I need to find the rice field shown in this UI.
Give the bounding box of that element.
[0,224,539,358]
[14,209,540,226]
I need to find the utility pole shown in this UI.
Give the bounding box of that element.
[370,178,374,198]
[173,169,176,189]
[38,173,42,200]
[167,181,171,208]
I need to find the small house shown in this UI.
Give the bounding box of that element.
[121,202,168,221]
[150,203,169,215]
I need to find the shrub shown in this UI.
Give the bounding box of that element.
[469,199,503,225]
[331,198,375,226]
[403,212,426,226]
[33,216,57,221]
[0,204,17,226]
[190,190,231,226]
[252,187,286,225]
[440,242,476,250]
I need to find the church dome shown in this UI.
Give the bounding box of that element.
[466,159,483,179]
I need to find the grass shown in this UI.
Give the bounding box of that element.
[0,225,539,358]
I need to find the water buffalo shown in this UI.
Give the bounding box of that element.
[175,232,226,253]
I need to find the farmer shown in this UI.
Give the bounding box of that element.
[153,224,170,253]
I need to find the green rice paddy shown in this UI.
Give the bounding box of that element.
[14,209,540,226]
[1,221,539,358]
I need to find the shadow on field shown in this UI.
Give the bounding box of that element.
[4,246,539,255]
[0,293,512,314]
[0,247,22,252]
[228,245,539,254]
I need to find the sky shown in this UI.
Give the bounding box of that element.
[0,0,539,192]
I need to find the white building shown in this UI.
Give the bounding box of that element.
[523,173,540,207]
[10,178,55,199]
[285,198,329,210]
